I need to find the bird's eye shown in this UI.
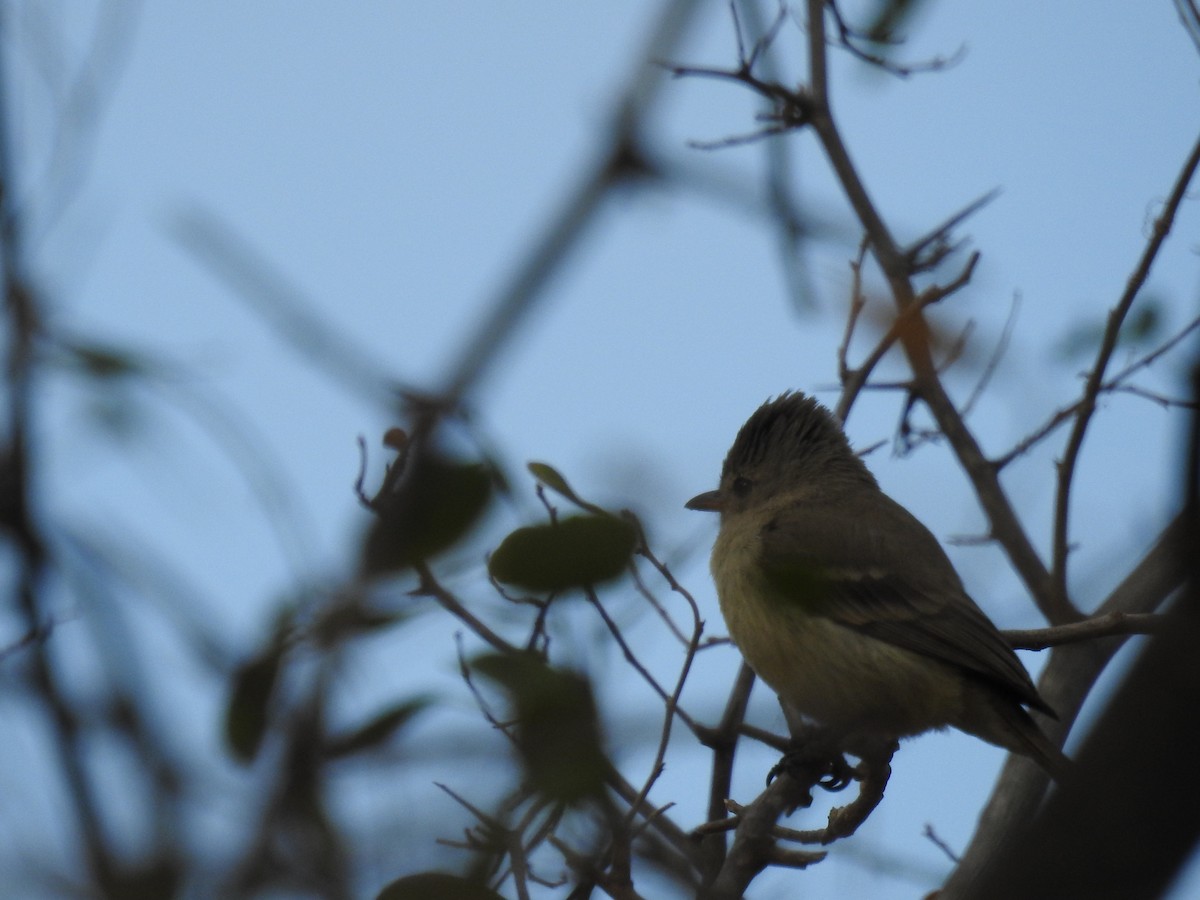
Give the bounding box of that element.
[731,476,752,496]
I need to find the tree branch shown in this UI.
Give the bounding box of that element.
[943,513,1189,896]
[803,0,1065,621]
[1051,129,1200,604]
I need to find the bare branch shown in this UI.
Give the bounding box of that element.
[997,313,1200,468]
[945,514,1189,894]
[413,561,516,655]
[1004,611,1167,650]
[703,770,829,898]
[767,744,895,846]
[1052,130,1200,602]
[961,291,1020,419]
[837,251,979,423]
[923,824,961,864]
[1176,0,1200,55]
[804,0,1064,621]
[904,190,999,272]
[836,237,871,377]
[585,587,701,736]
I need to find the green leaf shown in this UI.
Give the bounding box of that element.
[225,647,283,763]
[325,697,432,759]
[473,653,608,804]
[376,872,504,900]
[488,515,636,591]
[526,460,604,514]
[361,457,493,575]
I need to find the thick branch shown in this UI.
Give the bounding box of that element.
[943,513,1188,896]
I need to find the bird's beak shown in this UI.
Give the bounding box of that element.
[685,489,724,512]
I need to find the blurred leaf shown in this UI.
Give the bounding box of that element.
[62,340,148,380]
[382,427,408,451]
[866,0,922,44]
[83,391,146,440]
[361,457,492,575]
[52,339,158,441]
[313,601,410,646]
[1054,298,1164,361]
[376,872,503,900]
[325,697,432,759]
[526,460,602,513]
[473,653,608,804]
[861,302,966,364]
[488,515,636,591]
[224,646,283,763]
[1125,302,1163,342]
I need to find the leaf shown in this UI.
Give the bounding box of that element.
[376,872,503,900]
[325,697,432,759]
[224,646,283,763]
[313,601,410,646]
[488,515,636,591]
[526,460,602,514]
[1053,297,1164,361]
[473,653,608,804]
[361,457,493,575]
[866,0,918,44]
[63,340,147,380]
[1125,302,1163,342]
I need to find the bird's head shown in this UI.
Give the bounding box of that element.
[686,392,875,518]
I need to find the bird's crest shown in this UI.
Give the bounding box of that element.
[722,392,872,484]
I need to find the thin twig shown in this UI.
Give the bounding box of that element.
[838,251,978,422]
[1108,384,1198,409]
[996,313,1200,468]
[904,191,998,270]
[413,561,515,655]
[622,542,706,833]
[585,587,700,736]
[1052,130,1200,602]
[961,291,1020,418]
[923,824,961,863]
[629,561,690,647]
[826,0,966,77]
[706,770,829,896]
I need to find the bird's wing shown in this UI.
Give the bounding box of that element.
[759,493,1053,715]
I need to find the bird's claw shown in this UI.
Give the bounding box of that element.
[767,749,855,793]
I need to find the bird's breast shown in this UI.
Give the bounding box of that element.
[710,520,962,740]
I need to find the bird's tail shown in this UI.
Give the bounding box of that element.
[962,692,1072,781]
[1006,706,1072,781]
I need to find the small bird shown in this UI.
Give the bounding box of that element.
[686,392,1069,778]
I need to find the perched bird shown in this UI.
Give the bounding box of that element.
[686,392,1069,778]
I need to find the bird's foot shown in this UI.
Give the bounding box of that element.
[767,748,855,793]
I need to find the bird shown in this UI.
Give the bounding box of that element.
[686,391,1069,778]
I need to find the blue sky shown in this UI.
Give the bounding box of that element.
[5,2,1199,897]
